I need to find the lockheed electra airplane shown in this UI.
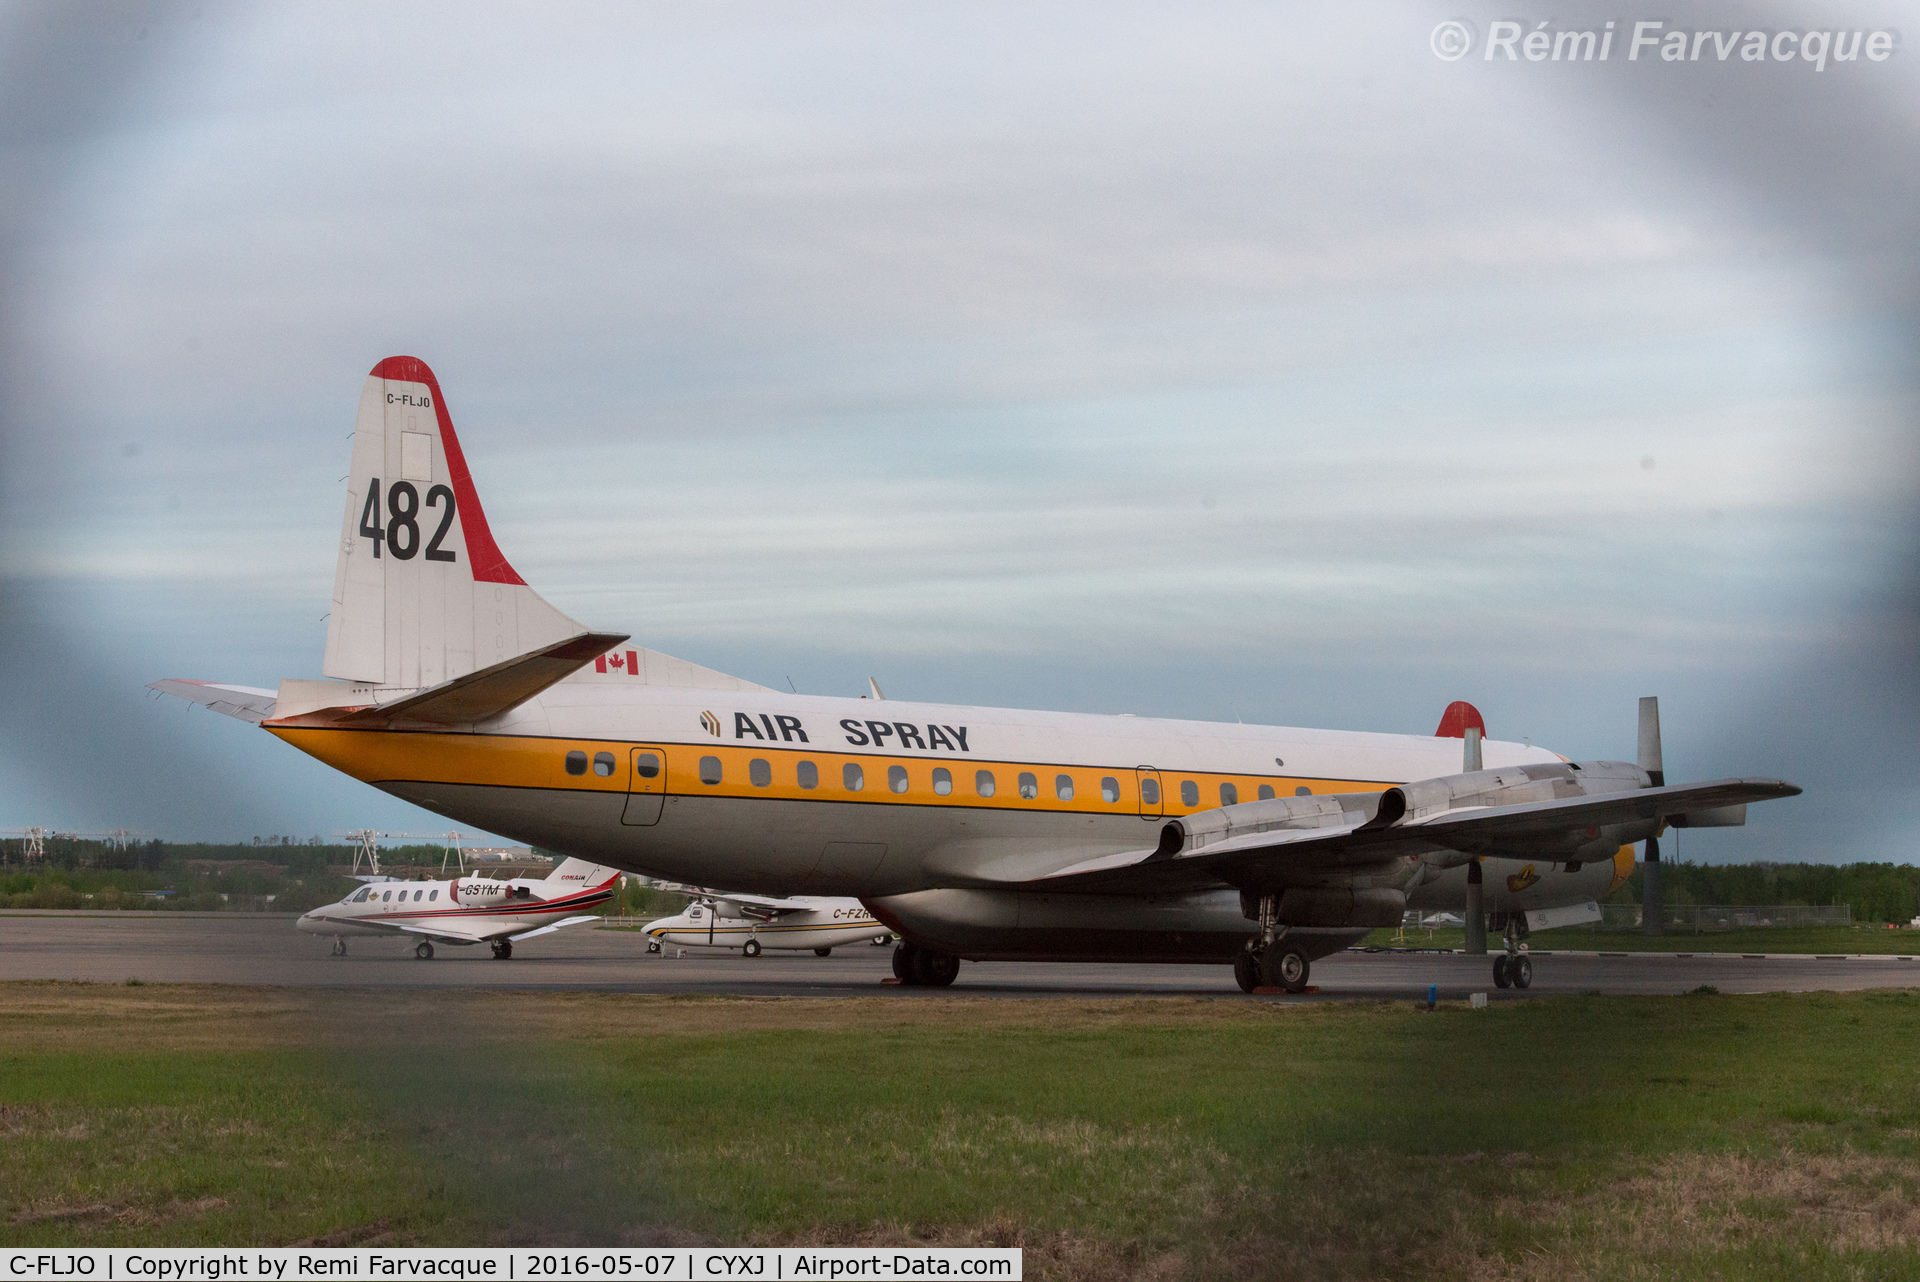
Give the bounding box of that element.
[297,856,620,959]
[155,357,1800,993]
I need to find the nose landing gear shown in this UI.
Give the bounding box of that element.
[330,938,347,957]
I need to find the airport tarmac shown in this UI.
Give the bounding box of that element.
[3,912,1919,999]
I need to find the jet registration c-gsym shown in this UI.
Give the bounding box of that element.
[297,856,621,959]
[156,357,1800,993]
[641,894,892,957]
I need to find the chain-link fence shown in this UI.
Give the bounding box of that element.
[1405,904,1852,932]
[1596,903,1851,931]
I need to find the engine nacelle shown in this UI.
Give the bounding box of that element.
[451,879,533,905]
[1369,760,1650,826]
[1258,886,1406,928]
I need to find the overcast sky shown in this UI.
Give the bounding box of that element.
[2,0,1916,861]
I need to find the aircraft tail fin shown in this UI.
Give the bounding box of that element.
[323,356,588,688]
[546,857,622,889]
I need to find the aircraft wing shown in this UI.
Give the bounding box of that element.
[709,893,817,921]
[148,680,278,724]
[1032,777,1799,896]
[508,914,601,942]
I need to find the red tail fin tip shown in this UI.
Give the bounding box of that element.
[1435,701,1487,738]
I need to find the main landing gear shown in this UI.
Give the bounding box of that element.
[1234,941,1311,994]
[413,941,434,961]
[330,938,348,957]
[890,940,959,987]
[743,938,762,958]
[490,939,514,960]
[1235,893,1311,994]
[814,947,832,957]
[1492,916,1532,990]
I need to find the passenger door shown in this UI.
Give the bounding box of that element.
[1135,766,1163,820]
[622,746,669,826]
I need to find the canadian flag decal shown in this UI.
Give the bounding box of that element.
[595,649,642,676]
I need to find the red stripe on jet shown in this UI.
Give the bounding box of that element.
[369,355,526,586]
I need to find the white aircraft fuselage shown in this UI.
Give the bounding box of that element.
[155,356,1795,989]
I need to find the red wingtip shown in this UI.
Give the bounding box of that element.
[368,356,525,586]
[1435,701,1487,738]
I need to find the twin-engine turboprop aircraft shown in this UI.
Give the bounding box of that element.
[156,357,1800,993]
[641,894,892,956]
[296,855,620,959]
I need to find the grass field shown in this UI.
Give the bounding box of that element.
[1362,924,1920,955]
[3,982,1918,1279]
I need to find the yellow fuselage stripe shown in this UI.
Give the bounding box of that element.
[265,728,1390,819]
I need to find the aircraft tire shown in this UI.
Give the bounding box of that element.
[891,942,918,982]
[414,941,434,961]
[330,938,346,957]
[1233,950,1259,994]
[871,934,891,946]
[814,947,831,957]
[646,941,661,954]
[1512,956,1533,989]
[492,940,513,960]
[1493,956,1511,988]
[743,938,762,958]
[1269,947,1310,993]
[912,948,960,987]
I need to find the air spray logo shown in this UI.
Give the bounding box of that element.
[1431,19,1899,68]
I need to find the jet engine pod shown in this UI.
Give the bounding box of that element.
[1277,886,1405,929]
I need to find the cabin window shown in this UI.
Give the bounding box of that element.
[1220,782,1239,806]
[1141,778,1160,805]
[699,756,722,785]
[1180,780,1199,807]
[750,758,772,787]
[429,889,438,901]
[1296,786,1312,797]
[382,890,392,902]
[1018,772,1039,800]
[975,770,996,798]
[593,751,616,777]
[1055,774,1075,801]
[932,767,952,795]
[1258,784,1275,800]
[565,750,588,776]
[635,753,661,779]
[414,889,423,902]
[888,765,909,794]
[797,760,819,789]
[844,763,865,792]
[1101,776,1120,803]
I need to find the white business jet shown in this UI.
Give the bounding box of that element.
[158,357,1799,995]
[642,894,892,957]
[298,856,619,959]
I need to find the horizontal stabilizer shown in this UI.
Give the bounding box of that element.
[148,680,279,723]
[272,632,629,728]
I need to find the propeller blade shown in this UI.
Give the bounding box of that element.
[1638,696,1665,787]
